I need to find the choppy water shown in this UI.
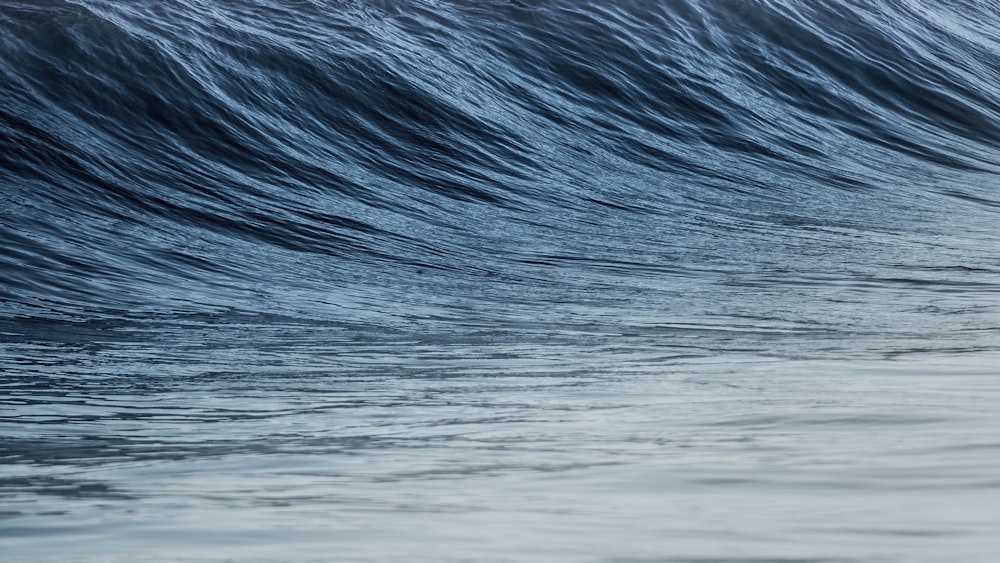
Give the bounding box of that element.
[2,0,999,560]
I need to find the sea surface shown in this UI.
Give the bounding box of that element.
[2,0,999,561]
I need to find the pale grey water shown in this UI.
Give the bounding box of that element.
[3,339,999,562]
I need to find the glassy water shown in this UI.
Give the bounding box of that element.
[4,340,999,561]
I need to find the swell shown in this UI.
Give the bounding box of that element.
[1,0,999,357]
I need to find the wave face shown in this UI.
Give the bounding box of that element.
[0,1,1000,354]
[2,0,999,357]
[3,0,1000,560]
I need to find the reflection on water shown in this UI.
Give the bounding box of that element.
[3,334,998,561]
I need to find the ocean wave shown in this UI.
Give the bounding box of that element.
[1,0,999,358]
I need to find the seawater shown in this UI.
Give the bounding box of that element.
[2,0,999,561]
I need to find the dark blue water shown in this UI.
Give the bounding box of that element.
[2,0,1000,561]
